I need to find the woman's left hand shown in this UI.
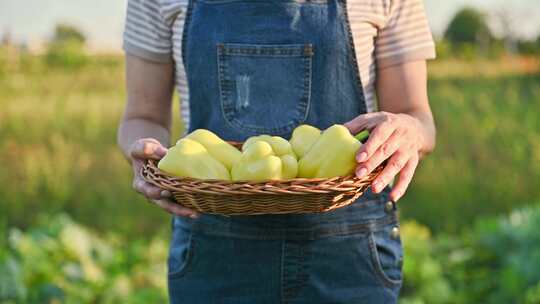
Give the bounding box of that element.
[344,111,426,202]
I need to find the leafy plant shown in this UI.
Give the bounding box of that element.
[400,221,452,304]
[0,214,169,303]
[441,204,540,303]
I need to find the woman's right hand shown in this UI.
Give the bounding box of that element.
[129,138,199,218]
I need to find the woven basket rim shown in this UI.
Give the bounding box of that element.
[139,140,383,214]
[142,159,384,196]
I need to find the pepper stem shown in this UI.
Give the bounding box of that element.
[354,130,370,143]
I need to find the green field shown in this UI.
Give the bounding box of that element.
[1,52,539,302]
[405,64,540,232]
[1,54,538,235]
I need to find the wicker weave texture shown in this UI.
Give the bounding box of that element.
[141,156,383,216]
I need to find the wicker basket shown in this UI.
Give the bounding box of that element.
[141,142,383,216]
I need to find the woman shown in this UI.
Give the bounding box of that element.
[118,0,436,302]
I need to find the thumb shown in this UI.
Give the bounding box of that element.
[130,138,168,160]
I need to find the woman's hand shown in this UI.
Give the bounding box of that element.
[344,111,428,202]
[129,138,199,218]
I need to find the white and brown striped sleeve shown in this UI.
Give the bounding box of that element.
[123,0,173,63]
[375,0,436,69]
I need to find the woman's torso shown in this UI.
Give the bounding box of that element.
[158,0,389,239]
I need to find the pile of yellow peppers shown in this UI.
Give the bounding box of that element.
[157,124,365,181]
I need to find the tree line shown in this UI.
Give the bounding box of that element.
[2,6,539,68]
[440,7,540,59]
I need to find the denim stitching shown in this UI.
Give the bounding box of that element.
[300,54,312,126]
[217,44,238,133]
[168,232,196,279]
[181,0,195,74]
[367,231,403,288]
[190,213,398,240]
[221,44,310,56]
[280,239,285,304]
[281,240,311,303]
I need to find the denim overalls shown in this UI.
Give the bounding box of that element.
[168,0,403,302]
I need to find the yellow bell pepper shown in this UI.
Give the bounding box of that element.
[158,138,231,180]
[290,124,321,158]
[240,135,298,180]
[279,154,298,180]
[231,141,282,181]
[184,129,241,170]
[242,135,296,158]
[297,124,361,178]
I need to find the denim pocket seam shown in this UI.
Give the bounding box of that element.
[367,231,403,288]
[168,233,196,279]
[181,0,195,74]
[217,42,313,135]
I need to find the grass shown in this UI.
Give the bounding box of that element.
[0,54,181,239]
[1,51,539,237]
[402,72,540,232]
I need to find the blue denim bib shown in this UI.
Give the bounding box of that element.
[183,0,366,139]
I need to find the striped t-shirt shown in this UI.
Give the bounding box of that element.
[123,0,436,130]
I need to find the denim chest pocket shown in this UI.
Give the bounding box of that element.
[217,43,313,135]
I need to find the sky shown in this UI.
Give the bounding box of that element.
[0,0,539,52]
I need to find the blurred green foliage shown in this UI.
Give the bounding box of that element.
[437,205,540,303]
[0,52,179,237]
[0,214,168,303]
[45,24,88,68]
[51,24,86,45]
[3,207,540,303]
[440,7,540,58]
[518,37,540,55]
[444,7,493,45]
[399,222,452,304]
[400,71,540,233]
[1,52,538,236]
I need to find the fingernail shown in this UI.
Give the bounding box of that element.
[356,167,367,178]
[156,146,168,157]
[372,181,381,192]
[161,190,171,198]
[189,214,198,219]
[392,191,401,202]
[356,152,367,162]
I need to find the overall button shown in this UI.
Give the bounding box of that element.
[384,200,395,213]
[397,257,403,269]
[390,226,400,240]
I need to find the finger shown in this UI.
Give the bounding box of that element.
[130,138,168,160]
[389,155,419,201]
[355,116,396,163]
[343,112,382,134]
[355,129,402,178]
[152,199,199,218]
[371,149,411,193]
[132,158,143,174]
[132,177,163,200]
